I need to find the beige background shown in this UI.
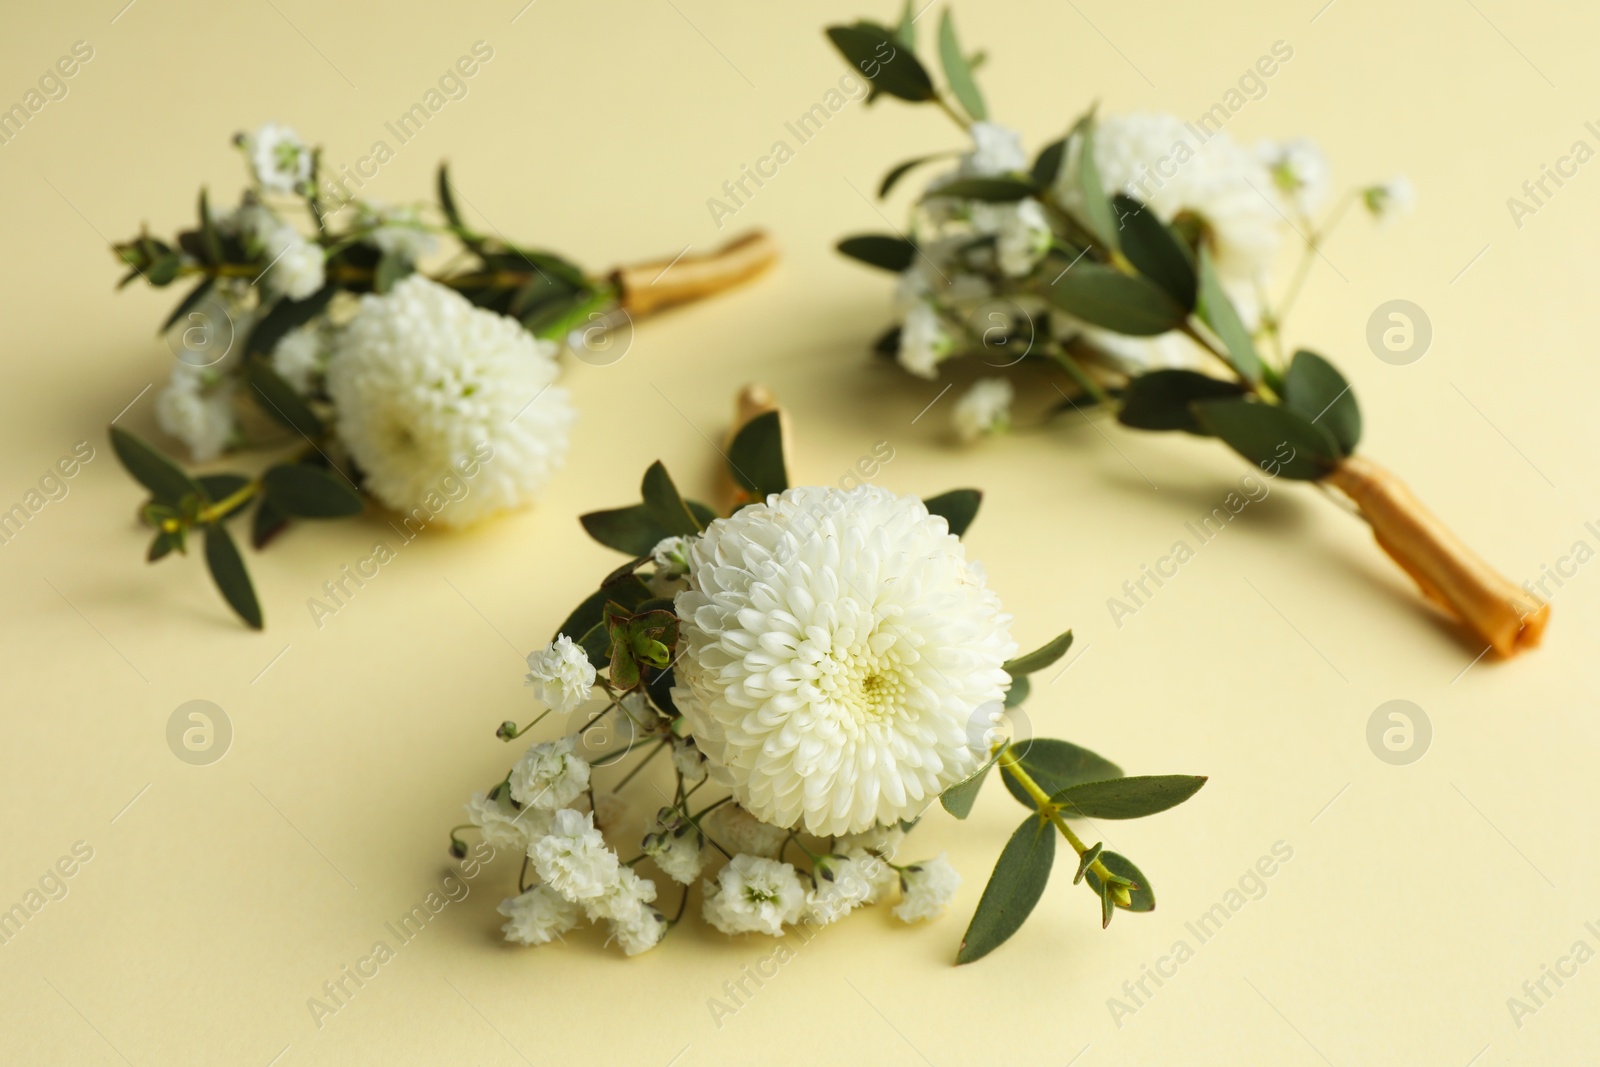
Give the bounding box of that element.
[1,0,1596,1063]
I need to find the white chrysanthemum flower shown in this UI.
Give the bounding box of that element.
[156,366,235,462]
[1059,112,1283,282]
[835,824,906,860]
[324,275,574,526]
[358,202,438,262]
[702,856,806,936]
[509,735,590,810]
[893,853,962,922]
[524,635,596,714]
[270,323,325,393]
[898,303,952,379]
[953,378,1014,443]
[246,122,311,194]
[498,885,580,945]
[531,809,619,902]
[673,485,1017,836]
[1365,175,1415,225]
[802,853,876,926]
[1258,137,1330,217]
[464,790,554,853]
[260,223,325,301]
[706,804,790,859]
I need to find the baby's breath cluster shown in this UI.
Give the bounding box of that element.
[451,405,1206,963]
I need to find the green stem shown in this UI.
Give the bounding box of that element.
[1049,349,1111,407]
[610,739,668,792]
[1273,188,1358,329]
[996,747,1113,883]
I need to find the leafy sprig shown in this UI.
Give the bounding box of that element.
[462,400,1207,963]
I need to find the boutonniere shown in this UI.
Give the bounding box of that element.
[453,390,1205,962]
[108,123,776,628]
[825,9,1547,659]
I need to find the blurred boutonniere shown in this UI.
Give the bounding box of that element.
[452,388,1205,962]
[108,123,777,628]
[824,8,1547,659]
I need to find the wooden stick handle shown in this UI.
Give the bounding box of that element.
[1325,455,1549,657]
[611,230,779,319]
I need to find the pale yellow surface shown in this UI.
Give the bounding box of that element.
[1,1,1596,1064]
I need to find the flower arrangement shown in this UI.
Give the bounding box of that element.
[107,124,777,628]
[453,390,1206,963]
[825,9,1548,658]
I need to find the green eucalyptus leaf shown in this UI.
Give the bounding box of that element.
[197,188,223,264]
[247,283,337,357]
[1073,841,1104,885]
[1004,673,1030,708]
[109,426,201,505]
[1050,774,1208,819]
[928,177,1037,202]
[1191,397,1341,481]
[147,253,181,287]
[937,9,986,121]
[1045,261,1186,336]
[203,522,262,629]
[147,530,178,562]
[894,0,916,49]
[837,235,917,272]
[1002,739,1124,811]
[373,251,413,294]
[1283,349,1361,455]
[687,500,718,528]
[878,153,955,198]
[1070,113,1119,250]
[261,465,363,519]
[437,162,465,231]
[826,24,936,102]
[1003,629,1074,677]
[247,359,324,438]
[940,745,1004,819]
[1194,247,1261,383]
[159,276,217,337]
[1085,851,1155,912]
[727,410,788,498]
[641,461,702,536]
[923,488,981,537]
[1031,137,1067,187]
[580,504,672,557]
[956,814,1055,964]
[1112,195,1196,309]
[251,496,290,549]
[1117,369,1247,435]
